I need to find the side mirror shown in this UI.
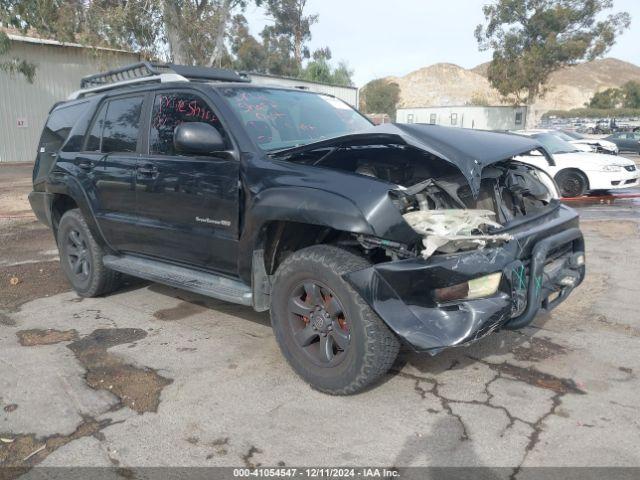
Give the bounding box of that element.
[174,122,226,155]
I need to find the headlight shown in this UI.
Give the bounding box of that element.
[434,272,502,303]
[601,165,622,172]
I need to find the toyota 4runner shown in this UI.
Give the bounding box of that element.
[29,63,586,394]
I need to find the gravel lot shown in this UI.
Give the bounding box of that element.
[1,163,640,476]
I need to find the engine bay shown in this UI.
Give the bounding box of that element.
[278,142,557,258]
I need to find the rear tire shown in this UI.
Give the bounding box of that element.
[555,170,588,198]
[270,245,400,395]
[57,209,120,297]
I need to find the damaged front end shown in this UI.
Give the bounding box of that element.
[272,124,585,353]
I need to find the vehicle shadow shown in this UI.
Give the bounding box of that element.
[145,282,271,327]
[391,313,556,379]
[392,418,508,477]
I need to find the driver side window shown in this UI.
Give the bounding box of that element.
[149,92,226,155]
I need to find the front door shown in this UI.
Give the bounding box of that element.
[133,90,240,274]
[81,95,145,252]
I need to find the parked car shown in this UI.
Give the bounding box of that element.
[513,131,639,197]
[605,132,640,154]
[560,130,619,155]
[30,63,586,394]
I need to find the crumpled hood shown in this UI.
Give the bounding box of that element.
[272,123,546,196]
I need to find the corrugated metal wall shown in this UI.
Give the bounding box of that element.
[248,73,359,108]
[0,39,139,163]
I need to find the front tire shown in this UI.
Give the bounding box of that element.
[57,209,120,297]
[270,245,400,395]
[555,170,588,198]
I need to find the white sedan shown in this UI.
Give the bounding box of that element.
[560,129,619,155]
[513,131,639,197]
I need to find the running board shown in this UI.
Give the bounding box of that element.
[103,255,253,306]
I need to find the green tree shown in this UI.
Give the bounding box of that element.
[257,0,317,69]
[0,31,35,82]
[588,87,624,109]
[475,0,631,105]
[359,79,400,119]
[300,47,353,86]
[161,0,247,66]
[622,81,640,109]
[229,14,267,71]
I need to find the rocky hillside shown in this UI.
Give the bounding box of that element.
[389,58,640,120]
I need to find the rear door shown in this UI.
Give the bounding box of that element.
[79,94,145,251]
[133,89,240,273]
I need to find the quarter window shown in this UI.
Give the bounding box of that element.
[39,103,88,155]
[101,96,144,153]
[150,92,225,155]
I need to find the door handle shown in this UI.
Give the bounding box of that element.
[77,160,95,170]
[137,164,158,176]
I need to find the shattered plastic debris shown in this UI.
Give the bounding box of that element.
[403,209,513,258]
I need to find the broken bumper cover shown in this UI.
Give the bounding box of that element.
[344,205,585,353]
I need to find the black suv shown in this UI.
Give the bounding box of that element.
[30,63,585,394]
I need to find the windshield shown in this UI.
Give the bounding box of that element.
[561,130,584,140]
[553,131,579,142]
[220,87,371,151]
[532,133,580,154]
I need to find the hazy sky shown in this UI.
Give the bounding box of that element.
[244,0,640,87]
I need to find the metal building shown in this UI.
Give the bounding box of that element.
[0,34,359,163]
[0,34,140,163]
[396,105,528,131]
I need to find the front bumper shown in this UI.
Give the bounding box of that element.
[586,168,639,190]
[344,204,585,353]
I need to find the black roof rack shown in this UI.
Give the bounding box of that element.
[79,62,250,89]
[167,64,250,83]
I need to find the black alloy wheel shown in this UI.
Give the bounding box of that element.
[66,227,92,281]
[57,209,120,297]
[270,245,400,395]
[287,281,351,367]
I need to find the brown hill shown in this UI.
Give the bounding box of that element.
[389,63,503,108]
[393,57,640,121]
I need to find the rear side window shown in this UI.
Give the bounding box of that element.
[35,102,89,183]
[39,103,89,156]
[101,96,144,153]
[149,92,226,155]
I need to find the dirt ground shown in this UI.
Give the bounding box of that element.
[1,162,640,476]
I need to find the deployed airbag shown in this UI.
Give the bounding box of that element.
[403,209,513,258]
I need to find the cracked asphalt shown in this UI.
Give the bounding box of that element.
[1,163,640,473]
